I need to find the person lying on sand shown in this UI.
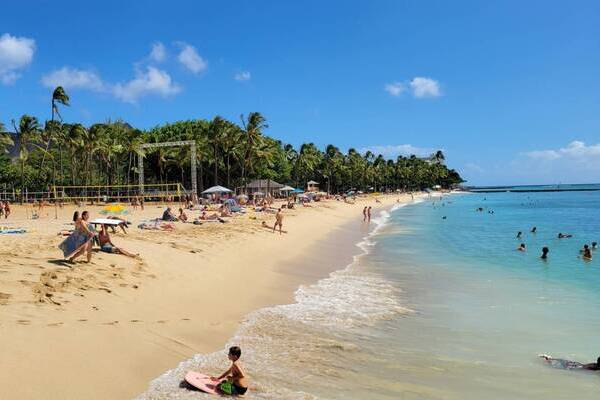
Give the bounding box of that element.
[98,225,139,258]
[540,355,600,371]
[198,211,226,223]
[178,208,188,222]
[210,346,248,396]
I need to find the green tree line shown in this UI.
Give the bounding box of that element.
[0,87,463,196]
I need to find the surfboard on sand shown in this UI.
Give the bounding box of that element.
[184,372,222,395]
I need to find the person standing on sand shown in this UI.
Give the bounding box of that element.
[367,206,372,222]
[4,201,10,219]
[273,207,284,234]
[69,211,95,263]
[363,206,368,222]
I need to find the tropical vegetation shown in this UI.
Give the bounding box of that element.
[0,87,463,199]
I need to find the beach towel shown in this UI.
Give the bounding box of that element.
[58,230,93,259]
[0,228,26,234]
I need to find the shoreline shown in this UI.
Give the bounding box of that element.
[0,194,414,399]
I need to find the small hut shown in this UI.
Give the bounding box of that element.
[306,180,319,192]
[245,179,284,197]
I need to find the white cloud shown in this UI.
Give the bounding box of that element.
[384,82,404,96]
[177,43,207,74]
[410,77,441,98]
[359,144,436,158]
[234,71,251,81]
[42,65,180,103]
[41,67,105,91]
[524,141,600,162]
[0,33,35,84]
[113,66,181,103]
[150,42,166,62]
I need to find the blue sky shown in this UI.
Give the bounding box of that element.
[1,0,600,185]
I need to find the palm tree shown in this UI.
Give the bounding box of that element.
[0,122,13,155]
[208,116,227,185]
[41,87,70,172]
[240,112,268,190]
[12,115,42,202]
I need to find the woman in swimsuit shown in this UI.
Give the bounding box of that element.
[69,211,95,263]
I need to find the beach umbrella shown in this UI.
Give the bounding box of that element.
[291,188,304,193]
[280,185,295,192]
[202,185,232,194]
[253,191,265,197]
[100,204,128,215]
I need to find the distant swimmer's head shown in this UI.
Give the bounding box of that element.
[81,211,89,220]
[584,244,589,250]
[519,243,526,250]
[228,346,241,361]
[541,246,549,259]
[593,242,598,249]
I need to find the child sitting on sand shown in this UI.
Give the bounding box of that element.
[211,346,248,396]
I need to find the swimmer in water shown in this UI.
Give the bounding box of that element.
[517,243,526,251]
[592,242,598,250]
[540,246,549,260]
[516,231,522,239]
[530,226,537,233]
[558,233,572,239]
[540,355,600,371]
[582,244,592,260]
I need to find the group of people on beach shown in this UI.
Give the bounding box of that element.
[0,201,11,219]
[515,227,596,261]
[362,206,372,222]
[63,211,138,263]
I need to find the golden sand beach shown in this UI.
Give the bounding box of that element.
[0,194,413,399]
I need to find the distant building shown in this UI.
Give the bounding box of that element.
[243,179,284,196]
[306,180,319,192]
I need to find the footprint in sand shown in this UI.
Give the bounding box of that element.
[156,320,167,324]
[181,318,190,321]
[0,292,11,305]
[78,319,88,322]
[103,321,119,325]
[47,322,63,327]
[130,319,142,323]
[17,320,30,325]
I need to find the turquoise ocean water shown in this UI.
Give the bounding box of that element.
[140,191,600,399]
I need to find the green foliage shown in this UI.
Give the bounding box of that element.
[1,110,463,193]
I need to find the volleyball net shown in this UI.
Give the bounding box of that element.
[51,183,186,203]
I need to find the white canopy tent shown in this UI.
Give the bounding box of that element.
[202,185,232,195]
[279,185,295,192]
